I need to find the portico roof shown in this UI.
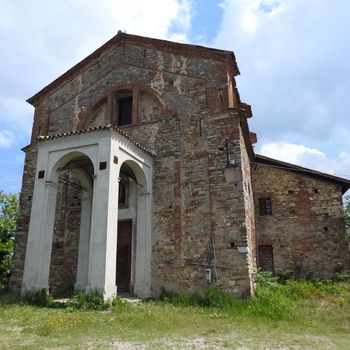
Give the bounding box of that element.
[37,124,156,157]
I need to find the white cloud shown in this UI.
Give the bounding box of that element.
[258,141,350,179]
[213,0,350,152]
[0,0,193,97]
[0,96,33,134]
[242,10,258,34]
[0,130,14,148]
[0,0,194,151]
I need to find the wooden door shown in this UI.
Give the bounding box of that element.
[258,245,274,273]
[116,220,132,293]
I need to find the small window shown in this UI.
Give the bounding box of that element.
[117,96,133,125]
[259,197,272,215]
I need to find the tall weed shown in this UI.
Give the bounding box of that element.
[21,289,53,307]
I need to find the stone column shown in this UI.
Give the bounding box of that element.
[134,190,152,298]
[75,187,92,291]
[22,179,58,293]
[86,151,119,299]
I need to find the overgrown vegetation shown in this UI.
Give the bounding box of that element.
[1,274,350,349]
[0,190,18,287]
[1,278,350,349]
[21,289,53,307]
[344,195,350,240]
[69,290,123,311]
[160,270,349,321]
[18,288,121,311]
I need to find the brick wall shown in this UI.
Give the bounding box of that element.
[10,38,255,297]
[252,163,350,278]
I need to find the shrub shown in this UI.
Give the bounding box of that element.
[21,289,53,307]
[159,286,243,311]
[333,271,350,282]
[0,191,18,286]
[252,268,279,286]
[248,283,298,320]
[70,290,113,311]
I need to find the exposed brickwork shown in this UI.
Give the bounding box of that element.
[10,33,350,296]
[11,35,255,297]
[10,146,37,290]
[49,171,82,294]
[252,163,350,278]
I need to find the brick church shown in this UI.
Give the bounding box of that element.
[10,33,350,298]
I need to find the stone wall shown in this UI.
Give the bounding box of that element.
[10,36,254,296]
[49,171,82,295]
[252,163,350,278]
[9,146,37,290]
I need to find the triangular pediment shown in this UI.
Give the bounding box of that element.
[27,32,239,106]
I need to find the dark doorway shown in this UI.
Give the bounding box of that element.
[258,245,274,273]
[116,220,132,293]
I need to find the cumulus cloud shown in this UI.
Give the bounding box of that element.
[0,96,33,134]
[212,0,350,187]
[0,130,14,148]
[0,0,193,141]
[258,141,350,179]
[0,0,193,94]
[214,0,350,147]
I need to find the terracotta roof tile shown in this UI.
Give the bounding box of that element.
[37,124,156,157]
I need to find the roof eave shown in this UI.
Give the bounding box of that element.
[254,154,350,194]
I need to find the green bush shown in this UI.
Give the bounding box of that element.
[252,268,279,286]
[333,271,350,282]
[21,289,53,307]
[70,290,115,311]
[248,283,298,320]
[160,286,243,311]
[159,271,350,321]
[0,191,18,286]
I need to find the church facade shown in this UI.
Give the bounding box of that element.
[10,33,350,298]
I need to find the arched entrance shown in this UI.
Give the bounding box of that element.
[116,160,150,296]
[49,155,94,295]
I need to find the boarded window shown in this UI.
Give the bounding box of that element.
[258,245,274,273]
[118,96,133,125]
[259,197,272,215]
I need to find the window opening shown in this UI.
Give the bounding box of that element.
[259,197,272,215]
[117,96,133,125]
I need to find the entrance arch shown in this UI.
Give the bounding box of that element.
[116,159,151,297]
[48,155,94,295]
[116,160,151,296]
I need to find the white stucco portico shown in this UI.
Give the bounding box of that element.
[21,125,153,299]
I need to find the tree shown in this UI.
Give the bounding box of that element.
[344,196,350,240]
[0,190,18,286]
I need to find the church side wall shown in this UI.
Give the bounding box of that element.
[252,163,350,278]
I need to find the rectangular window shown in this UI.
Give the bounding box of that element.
[118,96,133,125]
[259,197,272,215]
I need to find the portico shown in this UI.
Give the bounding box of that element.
[21,125,153,299]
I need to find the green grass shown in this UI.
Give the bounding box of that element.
[0,281,350,349]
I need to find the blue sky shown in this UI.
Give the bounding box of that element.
[1,0,349,194]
